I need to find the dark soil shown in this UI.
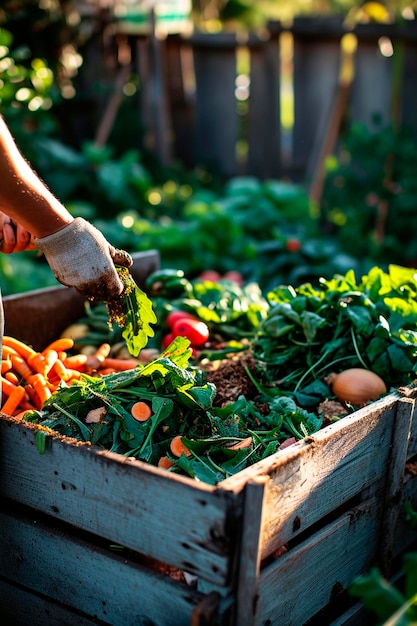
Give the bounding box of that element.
[204,352,260,406]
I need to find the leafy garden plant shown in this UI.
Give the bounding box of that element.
[321,120,417,268]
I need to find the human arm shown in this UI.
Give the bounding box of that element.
[0,116,131,299]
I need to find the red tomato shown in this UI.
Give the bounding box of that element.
[172,318,210,346]
[199,270,222,282]
[223,270,244,285]
[286,238,302,252]
[166,310,198,330]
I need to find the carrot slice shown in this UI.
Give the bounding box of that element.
[169,435,191,458]
[131,401,152,421]
[157,456,175,469]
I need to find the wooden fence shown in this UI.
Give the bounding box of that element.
[90,15,417,192]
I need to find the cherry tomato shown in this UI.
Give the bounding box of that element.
[172,318,210,346]
[286,238,302,252]
[223,270,244,285]
[199,270,221,282]
[166,310,198,330]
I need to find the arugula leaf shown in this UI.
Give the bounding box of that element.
[107,267,157,357]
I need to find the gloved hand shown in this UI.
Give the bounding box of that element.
[34,217,132,301]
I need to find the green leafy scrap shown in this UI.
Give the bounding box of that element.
[24,336,320,484]
[254,265,417,404]
[107,267,157,356]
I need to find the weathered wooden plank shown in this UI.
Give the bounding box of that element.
[234,478,268,626]
[254,498,380,626]
[392,471,417,559]
[0,500,209,626]
[0,417,242,586]
[291,16,344,182]
[349,24,394,130]
[0,579,103,626]
[378,397,415,575]
[246,31,282,179]
[191,32,239,178]
[404,387,417,458]
[221,393,399,557]
[2,250,160,350]
[329,603,370,626]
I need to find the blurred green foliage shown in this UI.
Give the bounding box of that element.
[321,119,417,268]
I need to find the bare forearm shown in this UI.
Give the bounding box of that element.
[0,116,73,238]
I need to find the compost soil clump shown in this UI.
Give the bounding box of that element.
[204,352,259,406]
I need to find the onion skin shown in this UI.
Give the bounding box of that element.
[328,368,387,406]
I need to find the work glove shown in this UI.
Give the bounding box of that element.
[35,217,132,301]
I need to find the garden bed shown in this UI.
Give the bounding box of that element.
[0,250,416,625]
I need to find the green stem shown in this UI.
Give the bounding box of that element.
[350,327,368,369]
[383,591,417,626]
[293,348,332,392]
[314,354,358,378]
[51,403,91,442]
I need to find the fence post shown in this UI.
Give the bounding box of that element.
[291,16,345,184]
[190,32,239,178]
[395,20,417,133]
[349,23,395,131]
[246,24,282,179]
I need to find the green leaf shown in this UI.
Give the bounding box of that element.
[350,567,407,620]
[108,268,157,357]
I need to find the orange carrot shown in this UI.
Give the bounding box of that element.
[98,368,117,376]
[42,349,59,375]
[1,345,18,359]
[131,401,152,421]
[27,352,46,375]
[169,435,191,458]
[5,371,19,385]
[93,343,111,361]
[62,353,88,371]
[157,456,175,469]
[17,400,38,412]
[65,368,82,382]
[24,383,41,409]
[10,354,35,381]
[100,358,140,372]
[1,384,26,415]
[1,358,12,374]
[3,336,37,361]
[85,343,111,370]
[30,373,52,405]
[42,338,74,354]
[1,376,18,397]
[50,359,71,381]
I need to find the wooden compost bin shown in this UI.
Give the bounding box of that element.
[0,249,416,625]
